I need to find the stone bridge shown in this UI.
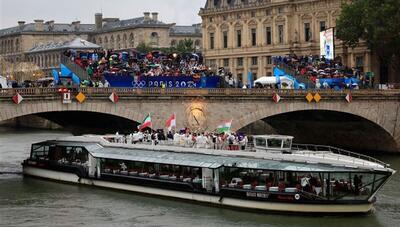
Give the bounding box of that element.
[1,88,400,152]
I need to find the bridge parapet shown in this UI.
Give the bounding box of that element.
[1,88,400,100]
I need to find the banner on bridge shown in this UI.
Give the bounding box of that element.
[103,74,221,88]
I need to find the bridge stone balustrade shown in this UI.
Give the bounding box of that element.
[1,88,400,152]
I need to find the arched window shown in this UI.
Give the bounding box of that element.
[10,40,14,53]
[150,32,159,46]
[110,35,115,49]
[15,39,20,52]
[116,35,121,49]
[129,33,134,47]
[98,37,102,44]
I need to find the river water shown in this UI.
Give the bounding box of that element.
[0,128,399,227]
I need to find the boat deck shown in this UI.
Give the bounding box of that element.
[57,135,393,172]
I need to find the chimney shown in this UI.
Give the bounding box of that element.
[18,21,25,30]
[71,21,81,31]
[151,12,158,22]
[143,12,151,22]
[34,19,44,31]
[95,13,103,30]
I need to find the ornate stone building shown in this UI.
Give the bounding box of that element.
[0,12,202,80]
[199,0,391,84]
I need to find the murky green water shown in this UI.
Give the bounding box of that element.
[0,128,399,227]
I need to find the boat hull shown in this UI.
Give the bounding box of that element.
[22,166,374,214]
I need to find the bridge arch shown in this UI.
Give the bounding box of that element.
[0,101,148,128]
[233,103,397,152]
[232,102,393,136]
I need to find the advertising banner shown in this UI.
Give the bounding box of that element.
[320,28,335,60]
[104,74,221,88]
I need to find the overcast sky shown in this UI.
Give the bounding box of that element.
[0,0,205,29]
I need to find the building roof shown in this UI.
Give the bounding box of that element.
[0,23,95,37]
[170,25,202,36]
[101,16,169,32]
[26,38,101,53]
[0,16,198,38]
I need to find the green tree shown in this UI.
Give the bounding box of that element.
[175,39,195,53]
[136,41,153,53]
[336,0,400,80]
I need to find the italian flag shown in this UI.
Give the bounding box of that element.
[165,113,176,131]
[216,120,232,133]
[138,114,152,131]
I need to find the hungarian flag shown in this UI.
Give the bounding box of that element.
[216,120,232,133]
[138,114,152,131]
[165,114,176,131]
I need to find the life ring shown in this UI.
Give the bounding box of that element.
[294,194,301,200]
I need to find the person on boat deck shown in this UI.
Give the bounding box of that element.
[126,134,133,144]
[239,135,248,150]
[354,174,360,195]
[132,131,140,144]
[184,133,193,147]
[119,162,127,171]
[278,179,286,192]
[173,131,180,145]
[167,131,174,142]
[301,175,311,192]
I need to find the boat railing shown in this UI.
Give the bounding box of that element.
[292,143,389,168]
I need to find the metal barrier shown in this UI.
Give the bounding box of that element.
[292,143,389,168]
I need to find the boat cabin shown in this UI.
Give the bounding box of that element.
[253,135,294,153]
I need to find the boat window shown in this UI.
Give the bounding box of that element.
[31,145,49,160]
[282,139,292,149]
[255,138,266,147]
[219,168,390,202]
[267,139,282,149]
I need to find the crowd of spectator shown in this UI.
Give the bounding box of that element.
[273,55,374,88]
[113,130,250,151]
[64,49,215,81]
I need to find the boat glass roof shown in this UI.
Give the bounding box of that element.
[90,146,368,172]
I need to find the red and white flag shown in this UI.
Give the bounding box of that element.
[272,93,281,103]
[12,93,23,104]
[165,113,176,131]
[345,93,352,103]
[109,92,119,103]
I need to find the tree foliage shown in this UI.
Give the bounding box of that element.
[136,39,195,55]
[136,42,153,54]
[174,39,195,53]
[336,0,400,65]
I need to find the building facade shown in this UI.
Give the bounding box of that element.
[0,13,201,80]
[199,0,392,84]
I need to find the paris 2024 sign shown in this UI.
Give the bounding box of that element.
[320,28,335,60]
